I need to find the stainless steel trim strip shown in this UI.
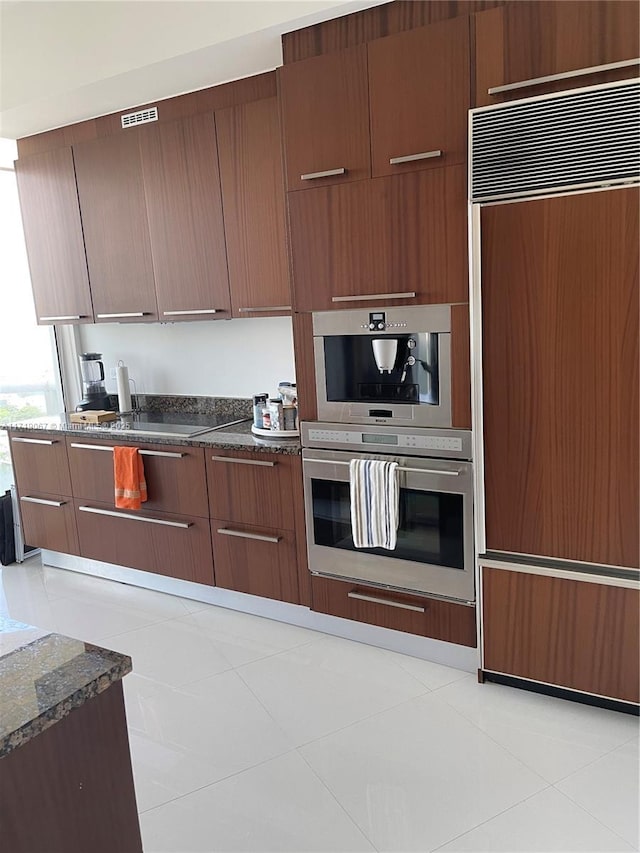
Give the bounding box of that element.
[217,528,281,544]
[480,558,640,590]
[211,456,276,467]
[20,496,66,507]
[162,309,219,316]
[300,168,346,180]
[69,443,185,458]
[310,458,460,476]
[11,437,58,445]
[347,591,426,612]
[237,306,292,313]
[96,312,148,319]
[39,314,84,321]
[389,149,442,165]
[331,291,417,303]
[488,58,640,95]
[78,506,192,528]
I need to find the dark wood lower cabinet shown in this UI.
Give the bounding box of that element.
[482,567,640,704]
[74,500,214,585]
[311,575,477,646]
[18,494,79,555]
[211,520,299,604]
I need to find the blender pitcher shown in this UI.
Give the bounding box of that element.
[76,353,112,411]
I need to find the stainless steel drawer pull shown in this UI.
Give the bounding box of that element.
[69,443,185,458]
[389,150,442,165]
[96,312,149,319]
[39,314,85,322]
[217,528,281,544]
[78,506,192,528]
[238,306,292,313]
[211,456,276,468]
[331,292,416,303]
[301,168,346,181]
[347,591,425,613]
[488,58,640,95]
[163,309,220,316]
[310,458,460,476]
[20,496,66,507]
[11,437,58,445]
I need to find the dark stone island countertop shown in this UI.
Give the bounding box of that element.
[0,616,131,758]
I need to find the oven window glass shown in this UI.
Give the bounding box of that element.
[311,479,464,569]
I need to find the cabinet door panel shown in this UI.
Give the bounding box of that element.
[482,567,640,703]
[73,132,158,322]
[15,149,93,324]
[279,45,370,191]
[139,113,231,320]
[216,98,290,317]
[10,432,72,497]
[481,188,639,567]
[19,495,79,555]
[369,16,470,177]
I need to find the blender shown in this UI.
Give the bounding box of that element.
[76,353,113,411]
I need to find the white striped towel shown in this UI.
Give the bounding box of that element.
[349,458,400,550]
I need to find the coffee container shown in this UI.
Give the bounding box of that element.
[283,404,297,431]
[268,398,284,430]
[253,393,268,428]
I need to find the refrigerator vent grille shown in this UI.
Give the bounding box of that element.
[471,80,640,202]
[121,107,158,129]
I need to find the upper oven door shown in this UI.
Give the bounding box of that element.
[303,448,475,603]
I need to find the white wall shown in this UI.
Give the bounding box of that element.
[78,316,296,400]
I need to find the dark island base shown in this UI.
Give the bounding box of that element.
[0,681,142,853]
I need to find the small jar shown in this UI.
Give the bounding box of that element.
[261,409,271,429]
[268,399,283,430]
[253,393,268,428]
[283,404,296,431]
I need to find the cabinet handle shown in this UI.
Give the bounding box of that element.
[488,58,640,95]
[78,506,192,528]
[238,306,292,313]
[331,292,416,303]
[300,168,346,181]
[39,314,86,321]
[11,437,58,445]
[20,496,66,507]
[217,527,281,544]
[69,443,185,458]
[211,455,276,467]
[163,309,220,316]
[96,312,150,319]
[389,150,442,165]
[347,591,425,613]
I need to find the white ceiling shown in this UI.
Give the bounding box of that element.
[0,0,386,139]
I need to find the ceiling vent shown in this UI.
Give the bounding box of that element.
[470,79,640,203]
[120,106,158,129]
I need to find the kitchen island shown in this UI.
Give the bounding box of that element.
[0,616,142,853]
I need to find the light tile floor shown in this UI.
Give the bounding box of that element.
[2,557,638,853]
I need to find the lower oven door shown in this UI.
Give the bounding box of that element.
[303,448,474,603]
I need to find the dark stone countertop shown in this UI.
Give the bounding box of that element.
[0,616,132,758]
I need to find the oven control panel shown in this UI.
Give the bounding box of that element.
[304,424,472,460]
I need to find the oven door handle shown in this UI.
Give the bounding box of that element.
[306,458,461,476]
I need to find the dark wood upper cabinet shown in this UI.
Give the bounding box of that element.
[138,113,231,320]
[73,132,158,322]
[288,164,468,311]
[216,98,291,317]
[15,148,94,325]
[475,1,640,107]
[278,44,371,191]
[481,187,639,568]
[368,16,471,177]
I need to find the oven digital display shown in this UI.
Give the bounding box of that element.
[361,433,399,445]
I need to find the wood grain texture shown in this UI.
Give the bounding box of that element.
[291,312,318,423]
[282,0,505,63]
[211,520,299,604]
[278,44,371,191]
[368,16,471,176]
[482,567,640,703]
[206,450,298,532]
[66,439,208,517]
[18,495,79,555]
[9,432,73,496]
[481,188,639,567]
[75,500,214,585]
[288,165,468,311]
[0,681,142,853]
[451,303,471,429]
[311,575,477,646]
[290,453,311,606]
[73,131,158,321]
[14,148,94,323]
[139,112,231,318]
[216,97,291,317]
[475,0,640,106]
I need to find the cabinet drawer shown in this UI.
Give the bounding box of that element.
[10,432,72,497]
[74,500,214,586]
[206,450,299,531]
[19,493,79,555]
[311,575,477,646]
[67,439,208,517]
[211,519,299,604]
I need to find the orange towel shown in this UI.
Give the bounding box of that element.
[114,446,147,510]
